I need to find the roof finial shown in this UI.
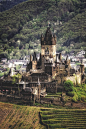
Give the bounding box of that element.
[48,21,51,27]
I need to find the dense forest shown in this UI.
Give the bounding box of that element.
[0,0,28,12]
[0,0,86,60]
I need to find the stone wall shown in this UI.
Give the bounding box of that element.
[65,73,81,85]
[46,84,56,93]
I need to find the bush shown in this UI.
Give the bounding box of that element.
[67,91,75,97]
[81,95,86,102]
[72,93,78,102]
[78,93,81,101]
[73,87,77,92]
[53,16,57,22]
[64,80,74,92]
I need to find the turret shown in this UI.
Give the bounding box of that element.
[41,34,44,45]
[80,63,84,74]
[30,55,33,62]
[33,52,37,61]
[56,53,59,62]
[59,53,62,61]
[80,60,84,84]
[65,55,70,65]
[52,34,56,45]
[54,34,56,41]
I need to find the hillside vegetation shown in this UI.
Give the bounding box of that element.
[0,102,46,129]
[0,0,28,12]
[0,0,86,59]
[59,10,86,51]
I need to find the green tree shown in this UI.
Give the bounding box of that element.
[1,34,8,40]
[53,16,57,22]
[64,80,74,92]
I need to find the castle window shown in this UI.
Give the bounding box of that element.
[45,47,49,55]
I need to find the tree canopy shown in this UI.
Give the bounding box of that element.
[64,80,74,92]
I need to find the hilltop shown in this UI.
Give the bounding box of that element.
[0,0,86,59]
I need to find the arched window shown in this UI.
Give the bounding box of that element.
[45,47,49,54]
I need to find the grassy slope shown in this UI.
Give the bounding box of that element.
[0,102,46,129]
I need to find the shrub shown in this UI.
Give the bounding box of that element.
[67,91,75,97]
[82,84,86,92]
[81,95,86,101]
[64,80,74,92]
[72,93,78,102]
[77,93,81,101]
[73,87,77,92]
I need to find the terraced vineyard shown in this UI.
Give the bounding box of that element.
[1,102,86,129]
[0,102,46,129]
[40,109,86,129]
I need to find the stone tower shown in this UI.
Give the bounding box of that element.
[32,52,37,70]
[41,27,56,63]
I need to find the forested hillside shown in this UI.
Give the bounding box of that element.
[0,0,28,12]
[0,0,86,60]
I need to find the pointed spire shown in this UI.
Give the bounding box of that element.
[48,21,50,27]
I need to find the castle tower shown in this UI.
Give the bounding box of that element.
[80,63,84,74]
[41,27,56,64]
[30,55,33,62]
[32,52,37,70]
[59,53,62,62]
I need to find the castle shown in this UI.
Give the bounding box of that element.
[26,27,85,93]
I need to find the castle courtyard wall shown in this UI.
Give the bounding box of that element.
[65,73,81,85]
